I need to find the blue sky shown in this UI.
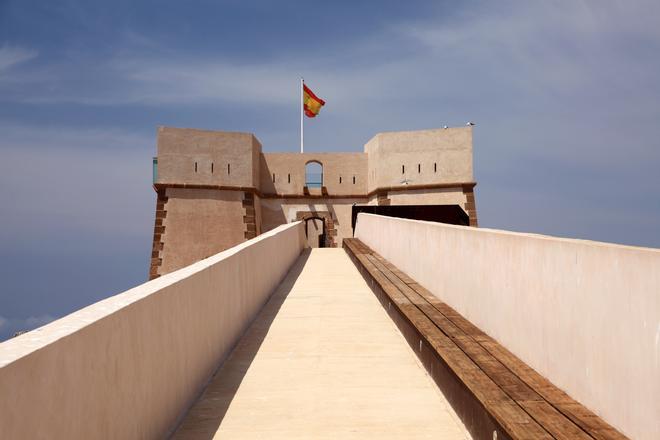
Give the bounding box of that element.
[1,0,659,340]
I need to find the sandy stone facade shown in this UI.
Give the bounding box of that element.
[150,125,477,278]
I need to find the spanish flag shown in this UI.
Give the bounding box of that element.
[303,83,325,118]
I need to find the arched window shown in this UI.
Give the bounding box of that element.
[305,161,323,188]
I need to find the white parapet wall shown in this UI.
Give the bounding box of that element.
[355,213,660,440]
[0,222,306,439]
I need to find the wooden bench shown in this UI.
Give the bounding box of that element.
[343,238,627,440]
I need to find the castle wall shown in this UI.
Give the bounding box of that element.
[365,127,473,192]
[159,188,246,274]
[386,187,468,208]
[156,126,260,188]
[253,193,263,236]
[150,125,478,275]
[261,152,367,196]
[0,223,306,440]
[251,136,262,188]
[355,213,660,440]
[260,197,368,247]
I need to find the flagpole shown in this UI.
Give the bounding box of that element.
[300,77,304,154]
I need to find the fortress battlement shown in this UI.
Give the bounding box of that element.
[149,126,478,278]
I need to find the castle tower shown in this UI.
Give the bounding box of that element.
[149,127,262,279]
[150,126,477,278]
[364,127,478,223]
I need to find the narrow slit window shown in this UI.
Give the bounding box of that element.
[194,162,198,173]
[227,164,231,175]
[352,176,356,184]
[402,165,405,174]
[418,164,421,173]
[434,162,437,173]
[288,173,291,183]
[272,173,275,182]
[211,162,214,173]
[339,176,342,184]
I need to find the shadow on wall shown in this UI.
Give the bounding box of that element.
[305,217,325,248]
[260,204,288,234]
[323,202,338,230]
[259,155,276,194]
[303,203,339,229]
[170,249,311,439]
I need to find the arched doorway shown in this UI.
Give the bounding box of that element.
[296,211,337,248]
[305,161,323,188]
[304,216,326,248]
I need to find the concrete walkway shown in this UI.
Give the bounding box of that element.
[173,248,470,439]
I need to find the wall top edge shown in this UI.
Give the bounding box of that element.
[0,222,303,367]
[262,152,367,157]
[158,125,260,140]
[371,125,472,137]
[157,125,470,154]
[153,181,476,197]
[357,213,660,253]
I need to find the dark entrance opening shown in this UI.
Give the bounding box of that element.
[304,216,326,248]
[351,204,470,232]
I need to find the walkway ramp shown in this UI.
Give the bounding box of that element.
[343,238,628,440]
[173,248,470,439]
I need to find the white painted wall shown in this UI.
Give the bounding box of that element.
[355,213,660,440]
[0,222,306,439]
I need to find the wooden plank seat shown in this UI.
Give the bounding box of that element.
[343,238,627,440]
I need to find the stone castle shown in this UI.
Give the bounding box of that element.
[149,125,478,278]
[3,124,657,440]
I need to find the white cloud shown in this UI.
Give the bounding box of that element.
[3,54,399,107]
[0,44,38,72]
[0,1,658,247]
[120,58,300,105]
[0,124,155,246]
[3,0,659,124]
[399,1,660,94]
[5,0,656,123]
[123,1,660,107]
[0,314,56,341]
[24,315,56,328]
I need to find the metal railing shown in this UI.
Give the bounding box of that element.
[305,172,323,188]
